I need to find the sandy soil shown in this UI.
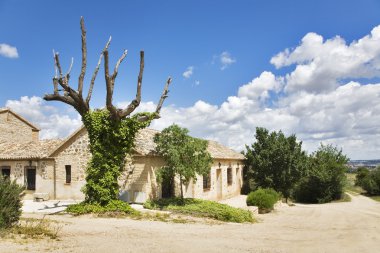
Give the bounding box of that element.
[1,194,379,253]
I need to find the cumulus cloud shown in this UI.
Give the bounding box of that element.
[182,66,194,79]
[219,51,236,70]
[271,26,380,93]
[5,96,81,139]
[238,71,284,101]
[0,43,19,58]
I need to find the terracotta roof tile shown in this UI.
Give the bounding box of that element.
[133,128,244,160]
[0,139,62,160]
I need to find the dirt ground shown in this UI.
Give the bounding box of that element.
[1,194,379,253]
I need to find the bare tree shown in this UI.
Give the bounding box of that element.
[44,17,171,122]
[43,17,172,204]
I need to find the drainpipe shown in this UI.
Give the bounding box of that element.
[53,161,56,199]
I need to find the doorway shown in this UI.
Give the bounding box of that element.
[161,175,174,198]
[25,166,36,190]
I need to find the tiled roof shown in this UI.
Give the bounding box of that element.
[0,139,62,160]
[133,128,244,160]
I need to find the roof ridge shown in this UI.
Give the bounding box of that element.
[0,107,40,131]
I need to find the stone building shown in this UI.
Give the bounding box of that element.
[0,108,244,202]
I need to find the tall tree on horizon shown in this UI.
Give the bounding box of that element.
[43,17,172,205]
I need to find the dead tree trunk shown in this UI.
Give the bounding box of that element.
[44,17,172,205]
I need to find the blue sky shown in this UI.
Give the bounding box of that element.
[1,0,380,159]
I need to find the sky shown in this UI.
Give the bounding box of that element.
[1,0,380,160]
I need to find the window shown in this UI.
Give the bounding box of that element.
[26,166,36,190]
[203,171,211,191]
[65,165,71,184]
[1,166,11,178]
[227,167,233,185]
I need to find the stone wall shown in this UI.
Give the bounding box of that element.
[0,159,55,200]
[0,111,39,143]
[54,129,89,200]
[181,159,243,201]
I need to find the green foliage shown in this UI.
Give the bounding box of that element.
[0,176,24,228]
[355,167,370,186]
[293,144,348,203]
[66,200,139,216]
[244,127,308,199]
[144,198,254,223]
[82,109,155,205]
[357,167,380,195]
[154,124,213,198]
[246,188,279,211]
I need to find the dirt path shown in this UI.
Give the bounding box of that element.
[1,194,379,253]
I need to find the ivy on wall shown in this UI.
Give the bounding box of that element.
[82,109,156,205]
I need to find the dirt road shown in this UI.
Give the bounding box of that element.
[1,194,379,253]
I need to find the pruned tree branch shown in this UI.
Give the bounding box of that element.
[86,37,111,106]
[155,77,172,116]
[78,16,87,96]
[44,17,172,122]
[136,77,172,122]
[120,51,144,118]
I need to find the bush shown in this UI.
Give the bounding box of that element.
[144,198,254,223]
[359,167,380,195]
[355,167,370,186]
[293,144,348,204]
[66,200,139,216]
[246,188,279,212]
[0,176,24,228]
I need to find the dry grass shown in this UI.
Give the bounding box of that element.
[0,216,63,240]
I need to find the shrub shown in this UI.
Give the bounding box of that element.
[246,188,279,212]
[144,198,254,223]
[359,167,380,195]
[355,167,370,186]
[0,176,24,228]
[66,200,139,216]
[293,144,348,204]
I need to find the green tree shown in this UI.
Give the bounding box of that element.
[358,166,380,195]
[43,18,172,205]
[154,124,213,199]
[294,144,348,203]
[355,166,370,186]
[0,176,24,228]
[244,127,307,201]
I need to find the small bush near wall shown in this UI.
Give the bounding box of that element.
[144,198,254,223]
[66,200,139,216]
[246,188,279,213]
[0,176,25,228]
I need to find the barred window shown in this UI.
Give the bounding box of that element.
[65,165,71,184]
[227,167,233,185]
[203,172,211,191]
[1,166,11,178]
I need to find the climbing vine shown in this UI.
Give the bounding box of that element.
[82,109,156,205]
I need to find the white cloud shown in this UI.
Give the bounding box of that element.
[195,80,200,86]
[5,96,81,139]
[0,43,19,58]
[238,71,284,101]
[271,25,380,93]
[219,51,236,70]
[182,66,194,79]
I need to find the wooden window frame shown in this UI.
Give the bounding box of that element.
[1,166,11,179]
[65,165,72,184]
[227,167,233,185]
[203,171,211,191]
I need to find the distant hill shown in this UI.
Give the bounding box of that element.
[347,160,380,171]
